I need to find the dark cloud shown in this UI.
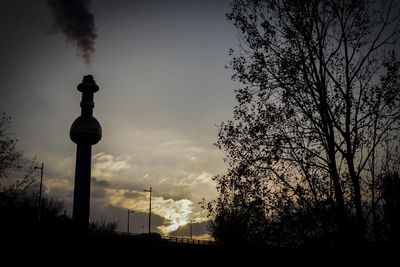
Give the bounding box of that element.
[47,0,97,66]
[92,177,111,188]
[91,177,111,199]
[122,190,143,199]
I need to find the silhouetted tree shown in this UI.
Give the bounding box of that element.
[205,195,268,245]
[211,0,400,245]
[0,112,64,230]
[0,112,40,201]
[89,219,119,234]
[0,188,64,230]
[0,113,22,178]
[40,197,64,221]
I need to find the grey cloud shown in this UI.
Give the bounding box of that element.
[122,190,142,199]
[92,177,111,188]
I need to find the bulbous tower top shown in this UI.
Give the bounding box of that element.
[70,116,102,145]
[70,75,102,145]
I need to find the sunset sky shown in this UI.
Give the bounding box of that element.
[0,0,239,238]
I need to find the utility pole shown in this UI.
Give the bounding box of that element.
[143,187,152,234]
[34,162,44,223]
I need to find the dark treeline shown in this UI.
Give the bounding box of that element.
[204,0,400,249]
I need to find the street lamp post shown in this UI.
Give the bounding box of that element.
[34,162,44,223]
[127,210,135,234]
[143,187,152,234]
[190,220,192,240]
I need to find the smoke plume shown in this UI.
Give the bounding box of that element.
[47,0,97,66]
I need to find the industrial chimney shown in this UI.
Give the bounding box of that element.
[70,75,102,228]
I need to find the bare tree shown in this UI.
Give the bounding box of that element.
[213,0,400,244]
[0,113,22,179]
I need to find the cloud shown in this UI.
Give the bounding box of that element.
[43,177,74,198]
[91,177,111,200]
[90,142,219,203]
[168,221,212,240]
[92,177,111,188]
[44,148,219,235]
[105,187,194,234]
[55,156,75,178]
[92,152,131,180]
[153,198,193,233]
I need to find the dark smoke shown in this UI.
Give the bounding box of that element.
[47,0,97,66]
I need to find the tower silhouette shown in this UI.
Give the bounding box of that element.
[70,75,102,228]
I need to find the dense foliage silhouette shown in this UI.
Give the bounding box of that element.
[206,0,400,248]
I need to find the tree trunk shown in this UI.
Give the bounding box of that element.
[327,142,348,238]
[347,157,365,240]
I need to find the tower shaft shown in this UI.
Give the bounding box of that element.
[72,144,92,226]
[70,75,102,229]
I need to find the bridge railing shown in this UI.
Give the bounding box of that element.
[115,232,215,245]
[166,236,215,246]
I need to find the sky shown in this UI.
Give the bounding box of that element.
[0,0,239,238]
